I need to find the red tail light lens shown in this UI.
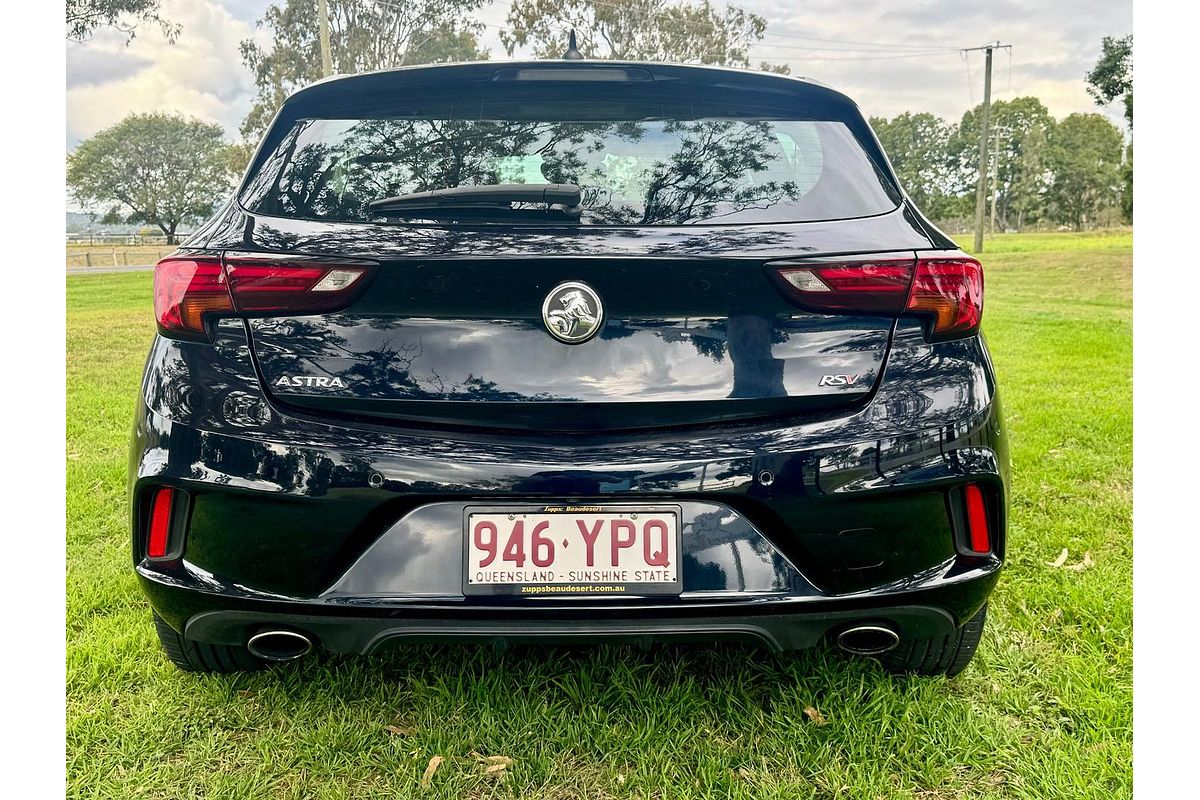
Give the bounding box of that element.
[147,487,175,559]
[154,257,233,338]
[770,251,983,340]
[906,256,984,339]
[773,257,915,315]
[963,483,991,554]
[224,259,369,314]
[153,255,373,339]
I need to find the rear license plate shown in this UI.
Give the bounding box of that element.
[464,505,682,596]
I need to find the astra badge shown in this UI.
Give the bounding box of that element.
[542,281,604,344]
[275,375,347,388]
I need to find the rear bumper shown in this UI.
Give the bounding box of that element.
[138,490,1001,650]
[131,321,1008,647]
[190,606,960,655]
[146,574,993,654]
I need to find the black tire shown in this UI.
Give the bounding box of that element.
[879,604,988,677]
[153,612,263,673]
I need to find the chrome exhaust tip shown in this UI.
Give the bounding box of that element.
[247,629,314,662]
[835,625,900,655]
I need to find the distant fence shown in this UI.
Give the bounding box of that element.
[66,232,192,246]
[66,244,177,268]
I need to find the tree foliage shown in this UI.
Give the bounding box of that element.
[65,0,179,43]
[952,97,1057,230]
[239,0,488,139]
[1120,142,1132,222]
[1086,34,1132,127]
[500,0,785,71]
[1086,35,1132,222]
[1045,113,1124,230]
[66,113,238,243]
[872,99,1126,231]
[869,112,965,220]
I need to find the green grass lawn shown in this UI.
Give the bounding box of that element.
[66,234,1132,799]
[954,227,1133,254]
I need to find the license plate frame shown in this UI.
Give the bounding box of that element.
[463,503,683,597]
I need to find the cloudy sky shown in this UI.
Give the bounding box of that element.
[65,0,1131,149]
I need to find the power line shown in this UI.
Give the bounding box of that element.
[734,42,962,54]
[759,31,963,50]
[745,48,962,61]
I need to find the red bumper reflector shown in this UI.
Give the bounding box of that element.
[147,487,174,559]
[964,483,990,554]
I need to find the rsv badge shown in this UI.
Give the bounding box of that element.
[818,374,863,387]
[275,375,348,388]
[542,281,604,344]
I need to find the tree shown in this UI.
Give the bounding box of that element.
[67,114,238,243]
[952,97,1056,231]
[1120,142,1132,222]
[500,0,785,71]
[1045,113,1124,230]
[1086,35,1132,127]
[1086,35,1132,222]
[239,0,488,139]
[223,141,256,180]
[869,112,966,221]
[66,0,179,43]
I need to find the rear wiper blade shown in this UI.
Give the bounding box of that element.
[367,183,582,215]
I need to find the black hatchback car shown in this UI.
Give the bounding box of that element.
[131,60,1005,676]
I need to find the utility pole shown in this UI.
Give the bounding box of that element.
[318,0,333,78]
[964,41,1010,253]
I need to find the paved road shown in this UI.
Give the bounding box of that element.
[66,264,155,275]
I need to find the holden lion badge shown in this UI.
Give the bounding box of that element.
[542,281,604,344]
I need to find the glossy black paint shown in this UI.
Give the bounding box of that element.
[132,61,1005,656]
[223,213,939,430]
[131,313,1006,636]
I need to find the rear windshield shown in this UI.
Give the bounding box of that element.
[240,86,900,226]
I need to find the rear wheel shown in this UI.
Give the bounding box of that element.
[879,604,988,677]
[153,612,262,673]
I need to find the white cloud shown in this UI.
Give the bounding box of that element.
[736,0,1131,124]
[65,0,1132,153]
[66,0,257,148]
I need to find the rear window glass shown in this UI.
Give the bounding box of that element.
[241,89,899,226]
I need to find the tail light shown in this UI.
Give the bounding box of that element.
[153,254,374,339]
[153,257,232,337]
[774,257,914,314]
[771,251,983,340]
[907,257,984,338]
